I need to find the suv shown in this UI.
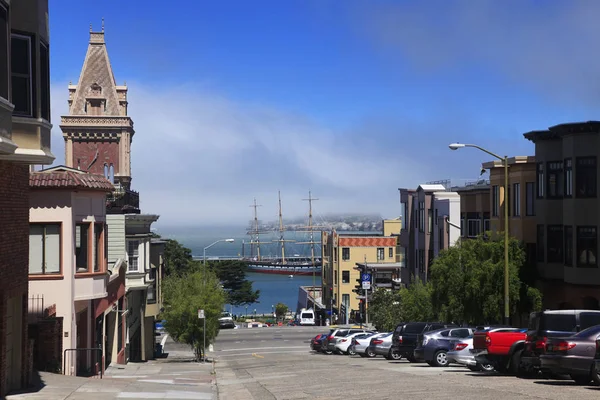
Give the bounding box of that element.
[219,312,235,329]
[521,309,600,373]
[391,322,456,362]
[321,328,373,354]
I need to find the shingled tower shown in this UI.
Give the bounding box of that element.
[60,22,139,213]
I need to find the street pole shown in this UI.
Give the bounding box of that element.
[365,259,369,325]
[449,143,511,326]
[504,156,510,326]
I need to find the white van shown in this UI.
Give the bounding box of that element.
[299,308,315,326]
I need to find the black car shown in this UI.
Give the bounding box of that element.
[391,322,456,362]
[310,334,327,351]
[521,309,600,374]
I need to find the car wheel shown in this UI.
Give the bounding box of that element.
[389,350,402,361]
[571,374,592,385]
[324,349,333,355]
[510,349,523,375]
[433,350,449,367]
[366,347,376,358]
[480,363,495,372]
[592,364,600,385]
[347,346,356,356]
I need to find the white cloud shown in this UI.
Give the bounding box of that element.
[50,81,435,227]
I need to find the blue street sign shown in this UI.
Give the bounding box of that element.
[361,273,371,282]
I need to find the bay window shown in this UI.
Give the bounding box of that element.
[576,157,597,198]
[577,226,597,267]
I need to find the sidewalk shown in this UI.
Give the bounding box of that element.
[6,349,217,400]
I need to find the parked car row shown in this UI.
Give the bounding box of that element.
[309,309,600,386]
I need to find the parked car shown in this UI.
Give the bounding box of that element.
[322,328,373,354]
[369,332,401,360]
[521,309,600,374]
[593,335,600,385]
[472,327,527,374]
[219,312,236,329]
[353,332,388,357]
[447,337,494,372]
[414,327,474,367]
[391,322,456,362]
[335,332,369,355]
[310,334,327,351]
[540,324,600,384]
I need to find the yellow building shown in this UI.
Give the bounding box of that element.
[321,219,404,324]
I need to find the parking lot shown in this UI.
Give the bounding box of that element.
[214,326,600,400]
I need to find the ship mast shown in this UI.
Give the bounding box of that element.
[277,191,286,264]
[297,191,326,301]
[249,198,263,260]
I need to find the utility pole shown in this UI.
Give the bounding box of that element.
[364,255,369,325]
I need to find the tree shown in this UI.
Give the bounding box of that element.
[398,278,435,322]
[160,269,225,361]
[429,232,537,325]
[368,288,403,331]
[163,239,194,276]
[207,260,260,306]
[275,303,288,321]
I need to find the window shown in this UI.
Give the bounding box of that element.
[342,270,350,283]
[577,226,597,267]
[547,225,563,263]
[75,223,90,272]
[565,226,573,267]
[467,219,481,238]
[460,218,465,237]
[389,247,393,258]
[525,182,535,216]
[29,224,60,274]
[438,227,444,252]
[435,209,438,226]
[564,159,573,197]
[94,223,104,272]
[11,34,34,116]
[377,247,384,261]
[492,186,499,217]
[0,3,8,99]
[414,207,418,229]
[147,285,157,304]
[418,201,425,232]
[128,240,140,272]
[483,219,490,233]
[576,157,597,198]
[418,249,425,273]
[334,248,337,262]
[40,41,50,121]
[513,183,521,216]
[342,247,350,261]
[537,163,544,198]
[546,161,563,198]
[428,209,433,233]
[537,225,545,262]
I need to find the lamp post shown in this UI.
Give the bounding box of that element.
[449,142,510,326]
[201,238,235,362]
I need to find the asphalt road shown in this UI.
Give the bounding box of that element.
[213,326,600,400]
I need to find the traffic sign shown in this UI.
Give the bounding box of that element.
[361,273,371,282]
[362,280,371,290]
[198,309,205,319]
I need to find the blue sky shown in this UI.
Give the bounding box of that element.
[48,0,600,227]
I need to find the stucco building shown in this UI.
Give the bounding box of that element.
[398,184,461,283]
[524,121,600,310]
[321,220,403,324]
[0,0,53,396]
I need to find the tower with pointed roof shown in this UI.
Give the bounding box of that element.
[60,22,135,194]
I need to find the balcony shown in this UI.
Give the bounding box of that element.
[107,184,140,214]
[74,273,107,301]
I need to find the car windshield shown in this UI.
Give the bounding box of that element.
[403,323,427,333]
[301,313,312,318]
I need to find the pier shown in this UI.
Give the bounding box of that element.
[192,255,322,267]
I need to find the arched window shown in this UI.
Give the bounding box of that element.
[103,163,108,179]
[109,164,114,184]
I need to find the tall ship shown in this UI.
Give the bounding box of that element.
[244,191,323,276]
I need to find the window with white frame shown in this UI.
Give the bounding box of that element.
[29,224,61,274]
[128,240,140,272]
[377,247,384,261]
[467,219,481,238]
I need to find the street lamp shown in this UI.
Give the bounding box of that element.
[449,142,510,325]
[201,238,235,362]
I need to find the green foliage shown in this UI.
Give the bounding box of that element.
[368,288,402,331]
[207,260,260,306]
[398,278,435,322]
[160,269,225,360]
[275,303,288,321]
[429,233,532,325]
[164,239,194,276]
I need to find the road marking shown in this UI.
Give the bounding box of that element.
[252,353,264,358]
[161,334,170,348]
[218,346,306,352]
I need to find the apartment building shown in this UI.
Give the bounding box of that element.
[399,184,461,283]
[29,166,127,374]
[60,25,161,362]
[0,0,53,396]
[321,220,403,324]
[452,180,491,239]
[524,121,600,310]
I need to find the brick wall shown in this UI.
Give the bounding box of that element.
[0,161,31,396]
[29,318,64,373]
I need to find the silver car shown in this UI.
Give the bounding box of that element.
[447,336,494,372]
[353,332,387,357]
[370,332,402,360]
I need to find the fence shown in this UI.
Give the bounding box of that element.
[63,348,103,379]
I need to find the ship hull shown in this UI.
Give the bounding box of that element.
[248,265,322,276]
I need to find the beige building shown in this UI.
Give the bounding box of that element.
[453,179,491,238]
[0,0,53,395]
[321,220,403,324]
[524,121,600,310]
